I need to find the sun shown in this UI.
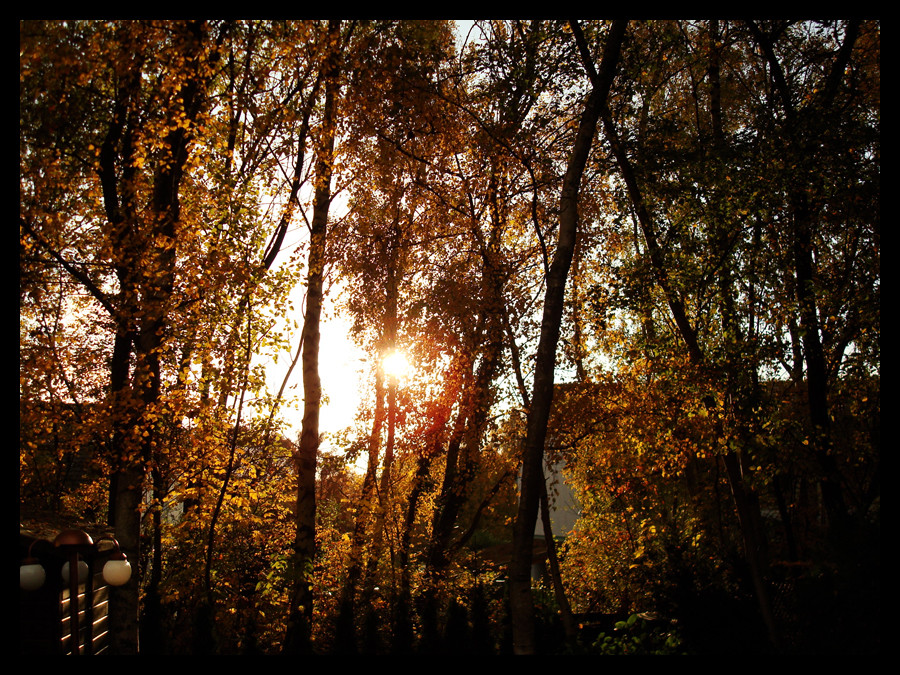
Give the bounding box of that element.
[382,350,411,380]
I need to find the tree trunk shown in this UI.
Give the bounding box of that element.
[335,366,384,652]
[747,19,860,538]
[509,20,626,655]
[283,20,342,654]
[539,477,577,645]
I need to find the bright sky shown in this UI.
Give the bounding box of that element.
[264,304,368,447]
[318,312,367,438]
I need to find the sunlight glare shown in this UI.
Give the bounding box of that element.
[382,350,411,380]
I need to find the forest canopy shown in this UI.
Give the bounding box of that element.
[19,19,879,655]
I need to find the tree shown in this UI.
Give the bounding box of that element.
[21,20,231,652]
[556,19,878,652]
[283,19,345,654]
[509,19,626,655]
[21,20,315,654]
[745,18,869,538]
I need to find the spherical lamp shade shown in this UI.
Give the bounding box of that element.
[102,558,132,586]
[20,561,46,591]
[61,558,90,584]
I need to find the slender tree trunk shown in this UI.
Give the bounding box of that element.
[284,21,342,654]
[139,466,165,654]
[791,189,846,529]
[106,322,140,654]
[747,19,860,537]
[707,19,778,649]
[539,477,577,644]
[336,367,385,652]
[99,37,144,655]
[426,336,501,574]
[509,20,625,655]
[359,233,403,607]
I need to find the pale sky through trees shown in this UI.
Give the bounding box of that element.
[268,19,480,448]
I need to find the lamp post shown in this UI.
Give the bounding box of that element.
[20,529,132,655]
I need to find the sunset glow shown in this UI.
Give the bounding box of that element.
[382,350,411,380]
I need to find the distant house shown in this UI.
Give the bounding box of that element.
[504,385,587,579]
[478,442,581,580]
[536,455,580,540]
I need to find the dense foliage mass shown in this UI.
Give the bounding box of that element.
[20,19,878,655]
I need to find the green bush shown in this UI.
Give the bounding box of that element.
[591,613,685,655]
